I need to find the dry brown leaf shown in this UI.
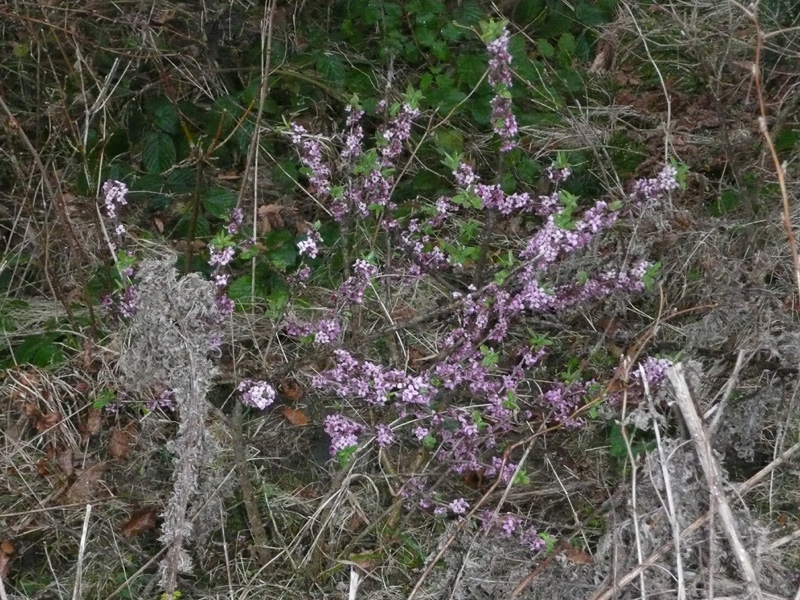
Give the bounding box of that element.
[36,459,51,477]
[84,408,102,436]
[0,549,10,578]
[57,447,73,477]
[280,406,308,426]
[0,540,14,555]
[120,507,158,538]
[279,379,304,402]
[566,545,593,565]
[108,427,132,460]
[257,204,285,234]
[66,463,105,503]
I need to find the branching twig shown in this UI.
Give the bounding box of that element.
[668,364,764,600]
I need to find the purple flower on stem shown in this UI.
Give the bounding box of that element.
[237,379,276,410]
[375,424,394,448]
[633,356,673,388]
[102,180,128,219]
[297,231,322,259]
[226,207,244,235]
[486,29,518,152]
[449,498,469,515]
[631,165,680,204]
[289,123,331,198]
[209,246,235,268]
[324,414,364,455]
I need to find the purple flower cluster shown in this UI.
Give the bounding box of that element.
[341,105,365,161]
[148,388,177,412]
[379,103,420,164]
[545,166,572,184]
[543,380,595,427]
[631,165,680,203]
[338,259,378,304]
[237,379,276,410]
[633,356,673,388]
[324,414,364,454]
[480,512,545,552]
[486,29,518,152]
[289,123,331,198]
[226,207,244,235]
[284,317,342,346]
[449,497,470,515]
[102,180,128,221]
[118,284,140,318]
[297,230,322,259]
[520,201,619,269]
[314,349,435,409]
[375,423,394,448]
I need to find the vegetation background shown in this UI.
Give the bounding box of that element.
[1,0,800,599]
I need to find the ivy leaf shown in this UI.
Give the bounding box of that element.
[141,132,176,174]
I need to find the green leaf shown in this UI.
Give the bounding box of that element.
[201,186,237,219]
[536,38,555,57]
[227,275,257,304]
[153,101,179,134]
[315,54,347,86]
[141,132,176,174]
[513,468,530,485]
[423,434,437,449]
[455,0,483,25]
[337,445,358,467]
[480,345,499,367]
[93,389,117,410]
[643,262,662,291]
[264,229,297,271]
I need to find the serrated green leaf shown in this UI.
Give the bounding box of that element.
[154,102,179,134]
[141,132,176,174]
[201,186,237,219]
[537,38,554,57]
[227,275,257,303]
[455,0,483,25]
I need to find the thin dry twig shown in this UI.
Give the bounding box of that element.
[590,437,800,600]
[668,363,764,600]
[71,504,93,600]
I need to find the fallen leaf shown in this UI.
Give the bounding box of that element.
[66,463,106,504]
[108,427,132,460]
[84,408,102,436]
[257,204,284,234]
[280,406,308,426]
[0,540,14,555]
[57,447,74,477]
[279,379,304,402]
[120,507,158,538]
[0,549,10,578]
[36,459,51,477]
[566,546,593,565]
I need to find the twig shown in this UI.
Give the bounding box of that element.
[641,365,685,600]
[231,401,271,565]
[72,504,92,600]
[590,438,800,600]
[748,6,800,304]
[668,364,764,600]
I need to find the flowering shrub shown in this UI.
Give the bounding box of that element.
[269,20,683,556]
[98,18,682,565]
